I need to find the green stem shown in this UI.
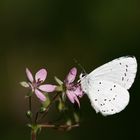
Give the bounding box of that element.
[40,123,79,128]
[38,92,60,122]
[29,96,32,123]
[29,96,32,111]
[39,123,79,131]
[35,112,39,123]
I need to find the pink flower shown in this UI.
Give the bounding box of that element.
[64,67,83,107]
[25,68,57,101]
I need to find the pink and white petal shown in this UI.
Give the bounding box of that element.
[39,84,57,92]
[35,89,46,101]
[35,69,47,83]
[28,83,34,92]
[65,67,77,84]
[26,68,34,82]
[66,90,75,103]
[74,86,83,97]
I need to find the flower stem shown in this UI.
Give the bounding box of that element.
[28,96,32,123]
[38,92,60,122]
[35,112,39,123]
[39,123,79,131]
[31,130,36,140]
[40,123,79,128]
[29,96,32,111]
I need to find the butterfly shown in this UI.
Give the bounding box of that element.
[80,56,137,116]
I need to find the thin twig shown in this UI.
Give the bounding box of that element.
[29,96,32,111]
[37,92,60,122]
[39,123,79,131]
[31,130,36,140]
[29,96,32,123]
[35,112,39,124]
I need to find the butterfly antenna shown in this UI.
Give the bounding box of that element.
[73,58,87,74]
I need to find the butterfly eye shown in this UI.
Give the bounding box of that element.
[80,73,85,79]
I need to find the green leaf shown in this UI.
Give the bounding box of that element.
[54,76,63,85]
[62,92,66,102]
[65,119,73,131]
[66,119,72,126]
[37,126,42,134]
[58,100,65,111]
[27,123,32,128]
[20,81,29,88]
[73,112,80,123]
[42,94,50,108]
[55,85,63,92]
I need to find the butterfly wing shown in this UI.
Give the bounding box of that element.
[87,80,129,116]
[80,56,137,115]
[87,56,137,90]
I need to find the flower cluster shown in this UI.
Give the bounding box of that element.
[20,67,84,139]
[21,67,84,106]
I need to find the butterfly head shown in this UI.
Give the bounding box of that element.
[79,73,86,79]
[78,72,89,94]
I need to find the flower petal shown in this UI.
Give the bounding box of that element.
[74,96,80,107]
[35,89,46,101]
[66,90,75,103]
[39,84,57,92]
[66,90,80,107]
[26,68,34,82]
[65,67,77,84]
[28,83,34,92]
[35,69,47,83]
[74,86,83,98]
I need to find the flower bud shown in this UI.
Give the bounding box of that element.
[73,112,80,123]
[58,101,65,111]
[40,107,46,113]
[42,96,50,108]
[26,110,32,118]
[66,119,72,131]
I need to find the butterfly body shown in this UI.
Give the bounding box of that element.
[80,56,137,116]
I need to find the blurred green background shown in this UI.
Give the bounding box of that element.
[0,0,140,140]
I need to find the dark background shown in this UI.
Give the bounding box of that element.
[0,0,140,140]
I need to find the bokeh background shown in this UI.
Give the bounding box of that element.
[0,0,140,140]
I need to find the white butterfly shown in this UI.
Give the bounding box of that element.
[80,56,137,116]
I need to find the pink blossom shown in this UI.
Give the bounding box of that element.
[64,67,83,107]
[25,68,57,101]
